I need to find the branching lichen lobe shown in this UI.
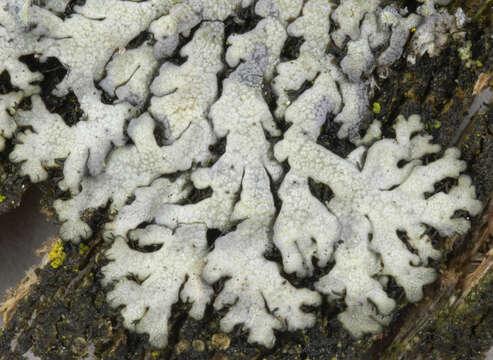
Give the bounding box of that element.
[0,0,490,358]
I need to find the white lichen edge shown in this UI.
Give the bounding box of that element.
[275,113,482,336]
[102,224,212,348]
[53,22,223,242]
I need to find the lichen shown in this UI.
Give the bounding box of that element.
[78,243,89,255]
[0,0,483,350]
[372,102,381,114]
[49,241,66,269]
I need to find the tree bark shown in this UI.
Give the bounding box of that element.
[0,1,492,359]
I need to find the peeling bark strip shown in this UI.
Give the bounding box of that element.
[0,0,492,359]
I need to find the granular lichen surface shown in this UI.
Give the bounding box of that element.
[0,0,491,358]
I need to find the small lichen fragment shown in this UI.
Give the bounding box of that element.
[49,241,67,269]
[78,243,89,256]
[372,102,381,114]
